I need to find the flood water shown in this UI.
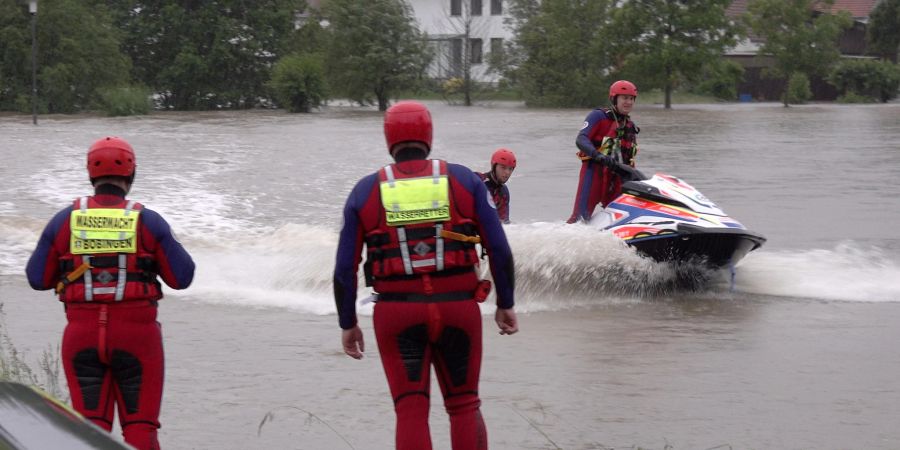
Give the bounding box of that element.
[1,101,899,449]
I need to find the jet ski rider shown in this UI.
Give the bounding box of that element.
[567,80,641,224]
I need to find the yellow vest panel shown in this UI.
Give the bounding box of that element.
[70,208,140,254]
[380,175,451,226]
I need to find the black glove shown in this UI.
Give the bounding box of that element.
[593,154,616,168]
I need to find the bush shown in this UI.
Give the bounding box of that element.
[269,54,328,113]
[442,77,465,96]
[440,77,476,105]
[828,58,900,103]
[836,91,877,103]
[690,60,744,100]
[98,86,151,116]
[784,72,812,104]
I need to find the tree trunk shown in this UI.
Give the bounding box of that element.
[464,71,472,106]
[664,66,672,109]
[376,85,388,111]
[664,84,672,109]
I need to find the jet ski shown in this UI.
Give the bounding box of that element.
[590,164,766,269]
[0,381,130,449]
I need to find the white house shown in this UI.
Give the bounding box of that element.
[406,0,514,83]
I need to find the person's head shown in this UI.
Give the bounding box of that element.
[384,101,432,162]
[87,136,136,192]
[608,80,637,115]
[490,148,516,185]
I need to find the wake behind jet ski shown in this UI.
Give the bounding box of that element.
[589,164,766,269]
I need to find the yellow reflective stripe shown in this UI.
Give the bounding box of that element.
[70,208,140,255]
[380,165,450,226]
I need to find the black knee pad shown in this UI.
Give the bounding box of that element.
[435,326,471,387]
[397,324,428,381]
[110,350,143,414]
[72,348,105,410]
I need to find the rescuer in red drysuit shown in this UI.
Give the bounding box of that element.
[334,101,518,450]
[26,136,195,450]
[567,80,641,223]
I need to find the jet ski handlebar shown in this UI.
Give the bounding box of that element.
[611,163,647,182]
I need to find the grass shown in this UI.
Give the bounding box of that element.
[638,89,726,105]
[396,86,725,106]
[396,82,524,103]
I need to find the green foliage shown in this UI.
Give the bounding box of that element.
[441,77,466,103]
[269,53,328,113]
[321,0,430,111]
[745,0,852,81]
[784,72,812,104]
[836,91,877,103]
[0,0,131,113]
[638,89,722,105]
[866,0,900,61]
[828,58,900,102]
[437,77,511,105]
[283,14,330,56]
[504,0,612,108]
[689,60,744,100]
[109,0,306,110]
[0,0,31,110]
[612,0,741,109]
[98,85,151,116]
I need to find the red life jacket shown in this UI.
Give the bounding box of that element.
[587,109,638,165]
[57,196,162,303]
[361,160,481,300]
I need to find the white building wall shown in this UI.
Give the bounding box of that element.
[406,0,513,83]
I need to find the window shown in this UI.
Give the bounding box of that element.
[451,38,463,74]
[470,38,483,64]
[451,0,461,16]
[471,0,482,16]
[491,0,502,15]
[490,38,503,56]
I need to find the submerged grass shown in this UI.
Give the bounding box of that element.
[0,302,67,400]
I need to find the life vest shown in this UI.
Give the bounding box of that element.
[479,172,509,222]
[363,160,481,299]
[56,196,162,303]
[586,109,639,165]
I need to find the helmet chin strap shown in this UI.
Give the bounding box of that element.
[490,165,503,185]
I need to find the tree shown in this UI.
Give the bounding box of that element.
[0,0,131,113]
[269,53,328,112]
[745,0,853,106]
[503,0,613,107]
[282,8,330,56]
[612,0,742,109]
[0,0,32,111]
[321,0,430,111]
[867,0,900,62]
[107,0,305,110]
[828,58,900,102]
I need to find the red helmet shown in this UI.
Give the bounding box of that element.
[491,148,517,168]
[384,101,432,153]
[609,80,638,99]
[87,136,136,179]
